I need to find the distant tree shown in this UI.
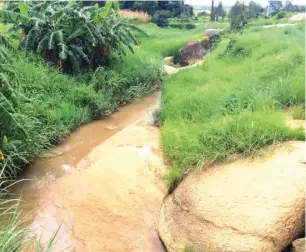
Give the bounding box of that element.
[229,1,248,30]
[215,2,226,21]
[181,4,194,18]
[247,1,264,19]
[284,0,293,11]
[210,0,215,22]
[284,1,305,12]
[268,0,283,15]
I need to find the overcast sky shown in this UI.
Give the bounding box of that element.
[185,0,306,7]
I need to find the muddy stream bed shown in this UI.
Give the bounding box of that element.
[11,92,167,252]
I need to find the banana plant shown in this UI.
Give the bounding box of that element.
[0,0,147,73]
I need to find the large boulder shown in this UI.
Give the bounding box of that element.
[159,142,306,252]
[203,28,222,39]
[177,40,208,66]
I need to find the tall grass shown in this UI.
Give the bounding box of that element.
[159,23,305,185]
[120,10,151,24]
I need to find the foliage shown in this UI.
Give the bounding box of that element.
[268,0,283,15]
[215,2,226,21]
[186,23,196,30]
[210,0,215,22]
[169,23,196,30]
[159,24,305,185]
[121,0,193,28]
[197,11,209,17]
[276,11,287,19]
[290,105,305,120]
[152,10,171,27]
[247,1,264,19]
[229,1,249,30]
[0,0,146,73]
[284,1,305,12]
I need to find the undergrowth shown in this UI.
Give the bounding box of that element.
[159,23,305,185]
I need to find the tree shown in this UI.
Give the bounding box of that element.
[210,0,215,22]
[247,1,264,19]
[215,2,225,22]
[268,0,283,15]
[229,1,248,30]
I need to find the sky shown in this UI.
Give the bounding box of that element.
[185,0,306,7]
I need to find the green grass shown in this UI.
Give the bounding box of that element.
[249,12,303,26]
[290,105,305,120]
[159,23,305,185]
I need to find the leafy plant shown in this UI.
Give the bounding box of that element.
[0,0,147,73]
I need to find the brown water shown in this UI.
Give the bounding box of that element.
[12,92,166,252]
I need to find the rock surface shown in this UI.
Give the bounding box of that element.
[163,56,174,65]
[163,65,178,75]
[159,142,306,252]
[178,40,207,66]
[291,238,305,252]
[203,28,222,39]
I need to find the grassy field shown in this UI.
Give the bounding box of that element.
[158,23,305,184]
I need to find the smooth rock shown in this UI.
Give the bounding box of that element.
[163,56,174,65]
[291,238,305,252]
[163,65,178,75]
[159,142,306,252]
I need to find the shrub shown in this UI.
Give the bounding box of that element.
[186,23,196,30]
[152,10,172,27]
[276,11,287,19]
[169,23,184,29]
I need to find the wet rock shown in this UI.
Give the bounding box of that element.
[177,40,207,66]
[159,142,306,252]
[163,65,178,75]
[291,238,305,252]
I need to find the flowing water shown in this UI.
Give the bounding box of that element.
[11,92,166,252]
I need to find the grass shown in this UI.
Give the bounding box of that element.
[290,105,305,120]
[120,9,151,24]
[159,23,305,185]
[249,12,303,26]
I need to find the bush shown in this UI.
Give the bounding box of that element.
[152,10,172,27]
[197,11,209,17]
[276,11,287,19]
[170,23,184,29]
[186,23,196,30]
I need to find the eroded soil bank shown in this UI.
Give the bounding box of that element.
[12,92,167,252]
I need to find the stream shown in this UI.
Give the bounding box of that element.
[11,92,167,252]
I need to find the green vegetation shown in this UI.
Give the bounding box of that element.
[291,105,305,120]
[0,1,146,73]
[0,0,305,249]
[159,23,305,185]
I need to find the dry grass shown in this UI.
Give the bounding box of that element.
[120,10,151,24]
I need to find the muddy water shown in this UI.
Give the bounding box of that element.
[12,92,167,252]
